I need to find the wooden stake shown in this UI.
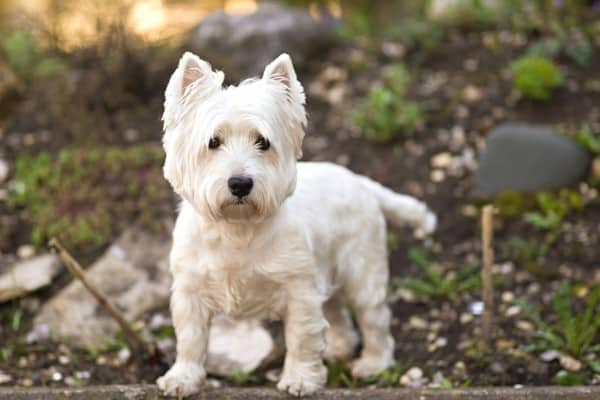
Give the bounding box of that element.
[48,238,160,358]
[481,205,495,347]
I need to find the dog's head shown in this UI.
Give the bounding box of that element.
[161,52,307,223]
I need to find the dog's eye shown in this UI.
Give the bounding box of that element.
[255,136,270,151]
[208,137,221,150]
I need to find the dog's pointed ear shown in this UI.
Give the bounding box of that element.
[162,52,224,131]
[263,53,307,159]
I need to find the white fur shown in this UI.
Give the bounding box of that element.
[156,52,437,397]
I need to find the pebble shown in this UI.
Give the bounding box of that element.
[515,320,534,332]
[505,305,521,317]
[431,152,453,169]
[265,369,281,383]
[75,371,91,380]
[540,350,561,362]
[0,371,12,384]
[65,376,77,386]
[495,339,515,351]
[468,301,484,316]
[26,324,50,344]
[430,169,445,183]
[118,348,131,363]
[408,316,428,330]
[462,85,483,103]
[400,367,426,387]
[0,159,8,183]
[17,245,35,259]
[52,371,63,382]
[96,356,107,365]
[459,312,474,324]
[501,291,515,303]
[490,362,505,374]
[559,354,583,372]
[20,378,33,387]
[58,355,70,365]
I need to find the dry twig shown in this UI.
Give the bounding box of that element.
[481,205,495,347]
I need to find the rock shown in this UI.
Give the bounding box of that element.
[0,370,12,384]
[34,227,173,347]
[559,354,583,372]
[468,301,484,316]
[476,123,591,194]
[0,159,8,183]
[186,4,336,81]
[34,225,279,377]
[16,245,35,259]
[399,367,427,387]
[0,254,61,303]
[205,316,278,376]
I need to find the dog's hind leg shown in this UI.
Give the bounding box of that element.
[323,296,359,362]
[341,215,395,378]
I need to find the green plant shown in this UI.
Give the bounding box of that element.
[227,370,260,385]
[525,191,583,234]
[499,237,549,276]
[354,64,424,143]
[363,363,404,386]
[516,282,600,361]
[7,145,170,251]
[510,55,563,101]
[395,248,481,300]
[1,31,66,82]
[327,362,357,388]
[574,126,600,155]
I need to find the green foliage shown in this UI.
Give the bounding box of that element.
[7,145,170,251]
[395,248,481,300]
[327,362,357,388]
[525,191,583,234]
[574,126,600,155]
[516,282,600,360]
[1,31,66,82]
[527,34,592,67]
[499,237,549,276]
[227,370,260,385]
[554,370,584,386]
[493,191,531,218]
[510,55,563,101]
[362,363,404,386]
[354,64,424,143]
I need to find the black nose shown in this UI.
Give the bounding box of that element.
[228,176,253,198]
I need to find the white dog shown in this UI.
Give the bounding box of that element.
[156,52,436,397]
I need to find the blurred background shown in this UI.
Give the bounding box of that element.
[0,0,599,392]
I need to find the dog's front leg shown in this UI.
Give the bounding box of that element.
[157,285,211,398]
[277,288,328,397]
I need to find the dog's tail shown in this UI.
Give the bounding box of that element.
[359,176,437,236]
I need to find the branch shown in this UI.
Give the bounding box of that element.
[481,205,495,347]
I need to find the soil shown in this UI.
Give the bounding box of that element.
[1,23,599,390]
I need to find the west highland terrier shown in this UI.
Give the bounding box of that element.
[156,52,437,397]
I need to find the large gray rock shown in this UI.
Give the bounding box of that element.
[476,123,591,194]
[186,4,336,81]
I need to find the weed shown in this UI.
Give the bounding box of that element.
[516,282,600,361]
[395,248,481,300]
[499,237,549,276]
[327,362,357,388]
[227,370,260,385]
[510,55,563,101]
[525,191,583,234]
[354,64,424,143]
[7,145,170,251]
[1,31,67,82]
[363,363,404,386]
[574,126,600,155]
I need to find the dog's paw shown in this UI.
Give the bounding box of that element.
[351,356,395,379]
[157,362,205,398]
[277,363,326,397]
[324,328,359,362]
[277,376,322,397]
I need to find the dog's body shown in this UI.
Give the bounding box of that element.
[157,52,436,397]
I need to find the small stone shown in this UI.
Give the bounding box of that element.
[17,245,35,259]
[206,378,222,388]
[124,128,139,143]
[26,324,49,344]
[468,301,484,316]
[408,316,428,330]
[560,354,583,372]
[381,41,405,58]
[0,159,8,183]
[505,305,521,317]
[496,339,515,351]
[19,378,33,387]
[464,58,479,72]
[64,376,77,386]
[75,371,91,380]
[516,320,534,332]
[501,291,515,303]
[17,357,28,368]
[460,312,474,324]
[96,356,107,365]
[0,371,12,384]
[540,350,561,362]
[58,355,70,365]
[52,371,63,382]
[490,362,505,374]
[462,85,483,103]
[435,337,447,348]
[431,152,453,169]
[396,288,416,303]
[429,321,442,332]
[118,348,131,363]
[430,169,445,183]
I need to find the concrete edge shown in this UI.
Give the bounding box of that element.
[0,385,599,400]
